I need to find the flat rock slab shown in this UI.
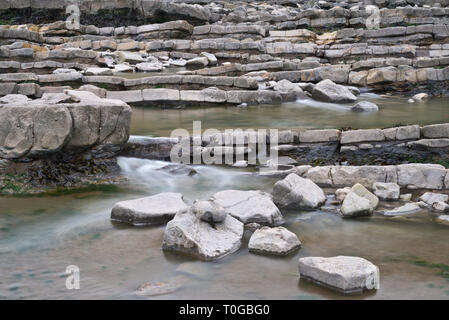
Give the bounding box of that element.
[298,256,380,294]
[210,190,284,226]
[111,192,189,226]
[162,208,244,261]
[381,203,422,216]
[248,226,301,255]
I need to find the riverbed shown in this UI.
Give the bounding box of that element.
[0,157,448,299]
[1,95,449,299]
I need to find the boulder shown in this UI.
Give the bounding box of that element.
[373,182,400,201]
[397,164,447,190]
[192,200,227,223]
[340,191,373,218]
[210,190,284,226]
[381,203,422,216]
[412,93,429,101]
[272,173,326,210]
[351,183,379,209]
[311,79,357,103]
[248,226,301,256]
[162,207,244,261]
[431,201,449,213]
[351,101,379,112]
[298,256,380,294]
[110,193,189,226]
[136,62,163,72]
[437,215,449,225]
[335,187,351,202]
[419,192,449,205]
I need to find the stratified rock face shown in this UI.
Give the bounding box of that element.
[272,173,326,210]
[162,206,244,261]
[0,92,131,160]
[210,190,284,226]
[298,256,380,294]
[248,226,301,256]
[311,79,357,103]
[111,192,189,226]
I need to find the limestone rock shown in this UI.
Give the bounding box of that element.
[272,173,326,210]
[340,191,373,218]
[373,182,400,201]
[419,192,449,205]
[311,79,357,103]
[248,226,301,255]
[111,193,189,226]
[298,256,380,294]
[162,207,244,261]
[351,101,379,112]
[192,200,227,223]
[210,190,284,226]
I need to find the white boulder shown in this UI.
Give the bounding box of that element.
[248,226,301,255]
[373,182,400,200]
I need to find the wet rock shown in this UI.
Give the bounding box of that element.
[157,164,197,176]
[311,79,357,103]
[419,192,448,205]
[248,226,301,256]
[373,182,400,201]
[210,190,284,226]
[351,101,379,112]
[437,215,449,225]
[351,183,379,209]
[381,203,422,216]
[272,173,326,210]
[298,256,380,294]
[335,187,351,202]
[340,191,373,218]
[431,201,449,213]
[135,281,180,297]
[193,200,227,223]
[110,192,189,226]
[412,93,429,101]
[162,206,244,261]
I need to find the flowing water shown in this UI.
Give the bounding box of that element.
[1,95,449,299]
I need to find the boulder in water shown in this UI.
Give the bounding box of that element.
[192,200,227,223]
[111,192,189,226]
[373,182,400,200]
[298,256,380,294]
[248,226,301,255]
[311,79,357,103]
[351,101,379,112]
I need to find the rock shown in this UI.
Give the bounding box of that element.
[0,94,30,104]
[412,93,429,101]
[236,103,247,108]
[136,62,163,72]
[399,193,412,201]
[244,222,262,231]
[232,160,248,168]
[397,164,447,190]
[116,51,145,64]
[351,101,379,112]
[298,256,380,294]
[311,79,357,103]
[157,164,197,176]
[186,57,209,66]
[351,183,379,209]
[248,226,301,256]
[272,173,326,210]
[110,193,189,226]
[85,67,112,76]
[201,52,217,65]
[135,281,180,297]
[437,215,449,225]
[192,200,227,223]
[335,187,351,202]
[113,63,134,73]
[273,79,305,97]
[431,201,449,213]
[381,203,422,216]
[419,192,449,205]
[373,182,400,201]
[162,206,244,261]
[210,190,284,226]
[340,191,373,218]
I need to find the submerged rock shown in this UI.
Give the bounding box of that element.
[437,215,449,225]
[298,256,380,294]
[351,101,379,112]
[135,280,181,297]
[110,192,189,226]
[162,206,244,261]
[157,164,197,176]
[210,190,284,226]
[311,79,357,103]
[373,182,400,201]
[272,173,326,210]
[248,226,301,256]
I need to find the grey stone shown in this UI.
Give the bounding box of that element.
[248,226,301,256]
